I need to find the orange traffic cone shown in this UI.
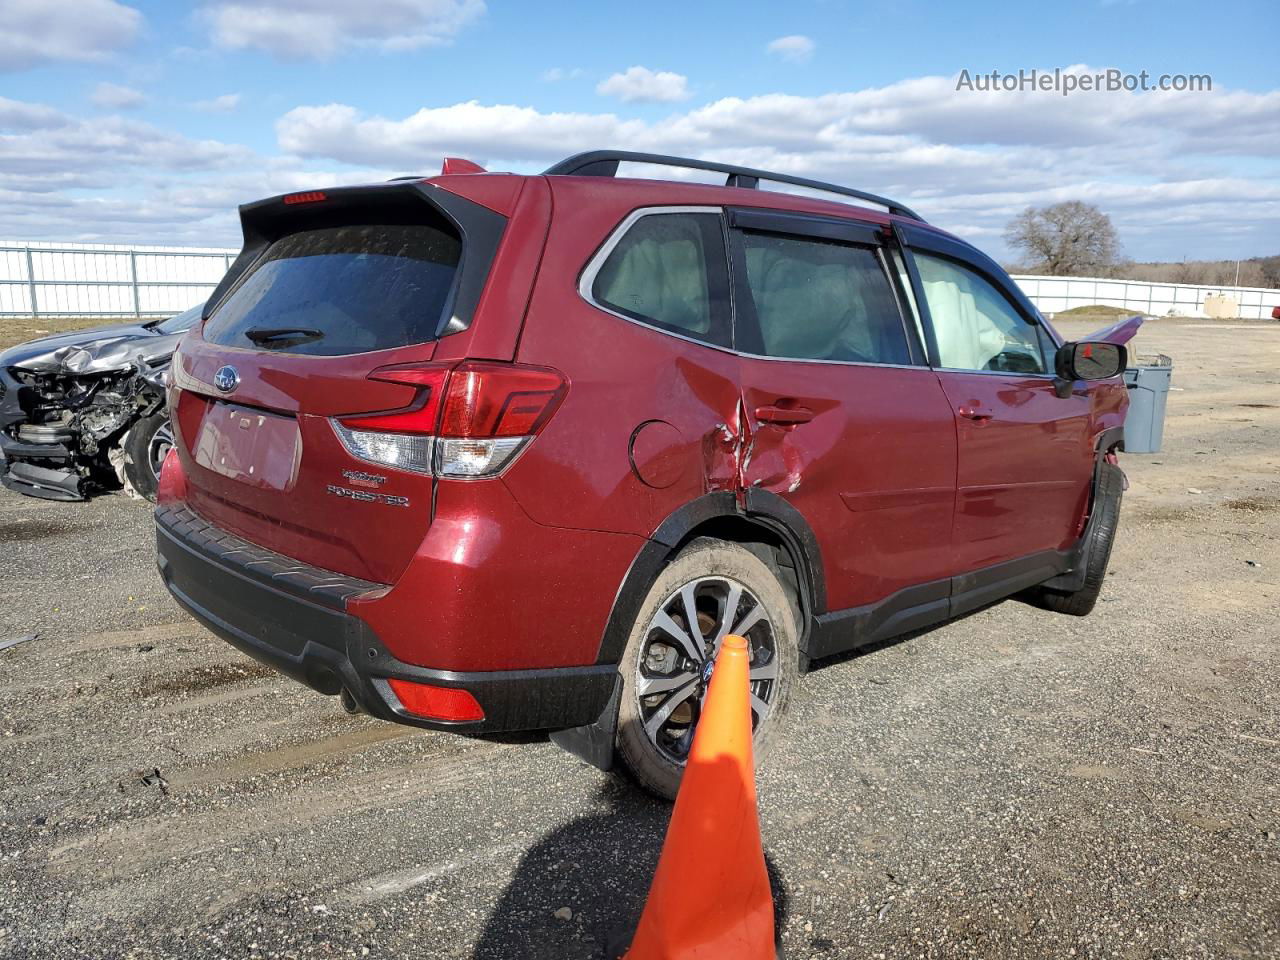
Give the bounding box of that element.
[624,634,775,959]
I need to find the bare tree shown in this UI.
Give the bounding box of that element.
[1172,259,1210,285]
[1257,256,1280,289]
[1004,202,1121,277]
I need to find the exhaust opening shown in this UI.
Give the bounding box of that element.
[339,686,362,715]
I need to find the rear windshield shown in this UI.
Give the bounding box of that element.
[204,223,461,356]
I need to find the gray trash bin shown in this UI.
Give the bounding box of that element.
[1121,354,1173,454]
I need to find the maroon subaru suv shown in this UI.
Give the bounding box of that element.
[155,151,1138,798]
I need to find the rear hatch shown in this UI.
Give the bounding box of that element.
[170,180,507,584]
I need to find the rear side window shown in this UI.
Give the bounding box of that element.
[737,232,911,365]
[591,213,732,348]
[205,223,461,356]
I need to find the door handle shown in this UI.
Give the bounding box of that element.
[755,404,815,426]
[957,404,993,423]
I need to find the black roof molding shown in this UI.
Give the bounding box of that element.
[543,150,925,222]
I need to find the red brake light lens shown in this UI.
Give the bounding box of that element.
[333,361,567,477]
[340,363,451,433]
[439,362,567,438]
[283,191,327,205]
[387,678,485,723]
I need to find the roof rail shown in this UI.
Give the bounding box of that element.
[543,150,925,223]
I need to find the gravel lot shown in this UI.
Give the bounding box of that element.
[1,316,1278,959]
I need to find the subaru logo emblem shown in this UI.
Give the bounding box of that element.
[213,365,239,393]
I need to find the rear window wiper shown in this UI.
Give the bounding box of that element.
[243,326,325,347]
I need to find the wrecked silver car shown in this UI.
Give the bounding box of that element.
[0,303,202,502]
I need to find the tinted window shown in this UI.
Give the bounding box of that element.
[205,223,461,356]
[912,252,1047,374]
[592,213,731,348]
[738,232,910,364]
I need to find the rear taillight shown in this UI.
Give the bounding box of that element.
[331,424,436,474]
[332,361,566,478]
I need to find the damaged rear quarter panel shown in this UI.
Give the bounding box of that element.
[501,188,745,538]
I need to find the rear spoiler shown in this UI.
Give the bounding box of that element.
[202,181,507,339]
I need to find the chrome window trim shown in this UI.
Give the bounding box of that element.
[578,205,936,372]
[934,367,1058,381]
[731,351,930,371]
[578,204,729,345]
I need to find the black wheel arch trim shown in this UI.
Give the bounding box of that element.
[592,489,827,668]
[558,490,824,773]
[1037,425,1126,592]
[1095,425,1125,453]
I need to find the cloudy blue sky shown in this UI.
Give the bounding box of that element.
[1,0,1277,262]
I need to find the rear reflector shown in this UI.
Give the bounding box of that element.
[387,678,485,723]
[282,191,327,205]
[332,361,566,478]
[156,448,187,505]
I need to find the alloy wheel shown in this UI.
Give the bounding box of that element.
[634,575,780,764]
[148,420,175,483]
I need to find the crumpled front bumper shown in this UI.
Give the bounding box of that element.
[0,367,85,500]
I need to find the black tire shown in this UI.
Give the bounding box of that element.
[120,412,174,503]
[616,537,799,800]
[1034,461,1124,616]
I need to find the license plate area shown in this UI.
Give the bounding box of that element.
[193,401,301,492]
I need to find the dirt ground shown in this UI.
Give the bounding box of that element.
[0,317,128,351]
[0,315,1277,959]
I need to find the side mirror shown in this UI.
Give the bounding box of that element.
[1055,341,1126,382]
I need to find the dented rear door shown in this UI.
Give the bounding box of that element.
[728,210,958,613]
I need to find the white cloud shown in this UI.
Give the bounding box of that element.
[541,67,583,83]
[0,96,403,244]
[0,98,249,180]
[0,96,70,130]
[193,93,242,113]
[277,101,647,167]
[90,82,146,110]
[597,66,691,103]
[0,0,142,71]
[1,68,1275,261]
[203,0,485,60]
[274,70,1280,260]
[767,35,815,64]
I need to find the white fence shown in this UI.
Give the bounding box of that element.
[1011,273,1280,321]
[0,241,235,318]
[2,241,1278,321]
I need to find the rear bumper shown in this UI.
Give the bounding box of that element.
[155,503,618,733]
